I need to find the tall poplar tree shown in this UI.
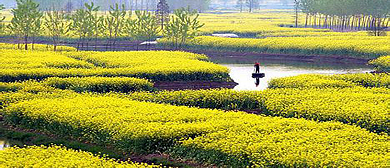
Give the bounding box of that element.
[0,4,6,35]
[8,0,43,50]
[156,0,170,30]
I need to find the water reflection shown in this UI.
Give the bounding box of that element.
[210,55,370,69]
[0,139,10,150]
[252,71,266,88]
[255,77,260,87]
[223,64,372,91]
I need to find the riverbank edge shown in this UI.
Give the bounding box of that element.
[0,37,372,65]
[182,49,371,65]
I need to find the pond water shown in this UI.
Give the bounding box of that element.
[211,56,373,91]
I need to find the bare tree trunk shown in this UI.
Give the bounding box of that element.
[305,14,308,28]
[362,15,367,30]
[377,17,382,36]
[346,16,351,30]
[32,36,35,50]
[146,0,149,11]
[77,37,81,52]
[358,15,362,30]
[81,37,84,50]
[318,14,322,28]
[366,16,372,30]
[295,3,298,28]
[24,35,28,50]
[248,0,253,13]
[336,16,340,30]
[106,38,110,51]
[323,15,328,28]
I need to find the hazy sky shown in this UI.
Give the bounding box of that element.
[1,0,295,9]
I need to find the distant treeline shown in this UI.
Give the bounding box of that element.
[2,0,204,51]
[31,0,210,12]
[298,0,390,34]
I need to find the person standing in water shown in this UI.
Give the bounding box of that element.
[254,62,260,73]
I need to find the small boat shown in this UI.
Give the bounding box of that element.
[252,73,265,78]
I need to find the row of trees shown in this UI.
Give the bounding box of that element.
[236,0,262,12]
[235,0,292,12]
[29,0,210,12]
[3,0,204,51]
[297,0,390,35]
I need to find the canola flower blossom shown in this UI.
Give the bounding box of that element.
[268,73,390,89]
[128,86,390,134]
[159,36,390,59]
[0,145,157,167]
[370,56,390,73]
[44,76,155,93]
[0,46,230,82]
[2,93,390,167]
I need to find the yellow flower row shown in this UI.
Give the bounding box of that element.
[0,48,230,82]
[44,77,155,93]
[179,117,390,167]
[0,145,157,168]
[159,35,390,59]
[128,86,390,134]
[2,93,389,167]
[199,12,331,36]
[369,56,390,72]
[268,73,390,89]
[0,49,93,69]
[261,87,390,134]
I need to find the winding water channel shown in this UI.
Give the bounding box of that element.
[211,56,372,90]
[0,56,373,150]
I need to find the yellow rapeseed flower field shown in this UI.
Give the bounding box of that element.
[0,145,157,167]
[128,85,390,134]
[2,93,389,167]
[0,45,230,82]
[370,56,390,72]
[268,73,390,89]
[159,35,390,59]
[44,76,155,93]
[0,10,389,168]
[198,11,330,36]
